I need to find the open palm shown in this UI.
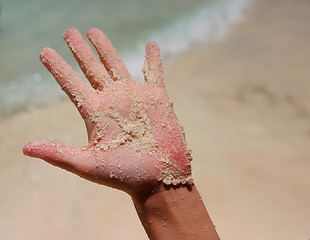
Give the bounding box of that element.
[23,28,192,195]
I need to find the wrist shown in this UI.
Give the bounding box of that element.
[132,182,220,240]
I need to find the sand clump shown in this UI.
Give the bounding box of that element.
[158,156,193,186]
[91,100,158,152]
[142,60,157,85]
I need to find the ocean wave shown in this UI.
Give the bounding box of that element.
[0,0,251,119]
[125,0,251,82]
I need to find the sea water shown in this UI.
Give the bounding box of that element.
[0,0,251,118]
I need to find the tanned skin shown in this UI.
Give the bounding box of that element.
[23,28,220,240]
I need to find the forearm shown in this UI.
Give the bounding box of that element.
[132,183,220,240]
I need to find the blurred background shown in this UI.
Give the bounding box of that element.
[0,0,248,119]
[0,0,309,239]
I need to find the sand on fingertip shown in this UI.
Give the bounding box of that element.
[1,0,310,239]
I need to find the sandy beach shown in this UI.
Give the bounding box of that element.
[1,0,310,239]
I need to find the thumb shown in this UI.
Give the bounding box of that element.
[23,140,94,174]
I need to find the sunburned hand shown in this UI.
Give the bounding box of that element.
[23,28,192,195]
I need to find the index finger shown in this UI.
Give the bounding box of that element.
[40,48,95,112]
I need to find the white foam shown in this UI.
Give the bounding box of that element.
[124,0,251,82]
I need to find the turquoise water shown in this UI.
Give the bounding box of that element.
[0,0,250,118]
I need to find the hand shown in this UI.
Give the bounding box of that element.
[23,28,192,195]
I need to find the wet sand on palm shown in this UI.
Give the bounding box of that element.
[1,0,309,239]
